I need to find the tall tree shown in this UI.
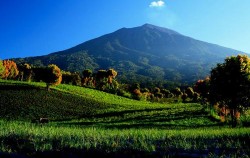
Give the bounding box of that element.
[210,55,250,127]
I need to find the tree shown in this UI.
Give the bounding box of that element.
[71,72,81,86]
[194,77,210,103]
[193,92,200,102]
[61,71,72,84]
[62,71,81,86]
[153,87,163,99]
[33,64,62,90]
[171,87,182,97]
[161,89,171,98]
[95,70,108,90]
[186,87,194,99]
[82,69,92,86]
[181,93,188,102]
[17,63,32,81]
[210,55,250,127]
[45,64,62,90]
[0,59,5,78]
[130,83,140,92]
[2,60,19,79]
[107,69,117,84]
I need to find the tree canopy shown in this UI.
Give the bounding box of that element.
[210,55,250,127]
[2,60,19,79]
[46,64,62,89]
[17,63,32,81]
[33,64,62,90]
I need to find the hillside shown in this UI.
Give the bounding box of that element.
[1,80,250,157]
[0,79,215,128]
[13,24,244,86]
[0,80,171,121]
[2,79,249,128]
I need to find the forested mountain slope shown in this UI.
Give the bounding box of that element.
[14,24,243,86]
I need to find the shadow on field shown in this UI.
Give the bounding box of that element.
[58,108,222,129]
[91,108,170,118]
[1,127,249,157]
[0,84,41,91]
[0,149,205,158]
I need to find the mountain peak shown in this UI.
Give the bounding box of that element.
[140,23,180,35]
[141,23,157,28]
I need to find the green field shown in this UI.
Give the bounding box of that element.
[0,80,250,157]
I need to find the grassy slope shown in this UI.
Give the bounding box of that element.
[0,80,250,157]
[0,80,107,120]
[0,80,218,129]
[0,80,169,120]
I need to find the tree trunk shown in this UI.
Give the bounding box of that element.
[46,84,50,91]
[20,72,24,81]
[230,108,237,128]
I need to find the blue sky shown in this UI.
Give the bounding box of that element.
[0,0,250,59]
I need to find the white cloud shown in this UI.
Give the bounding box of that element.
[149,0,165,8]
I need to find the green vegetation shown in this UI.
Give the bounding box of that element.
[0,59,198,103]
[2,25,250,157]
[0,80,250,157]
[32,64,62,91]
[1,53,250,158]
[0,80,180,121]
[1,121,249,157]
[0,80,106,120]
[210,55,250,127]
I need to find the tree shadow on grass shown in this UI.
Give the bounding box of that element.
[90,108,171,118]
[0,84,41,91]
[53,108,169,122]
[58,108,223,129]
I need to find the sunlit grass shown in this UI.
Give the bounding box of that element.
[0,120,249,157]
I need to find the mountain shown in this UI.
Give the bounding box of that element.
[14,24,243,87]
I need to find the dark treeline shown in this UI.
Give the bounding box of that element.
[0,60,62,90]
[59,68,201,103]
[0,59,200,103]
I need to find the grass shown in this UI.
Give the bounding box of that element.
[0,120,249,157]
[0,80,105,120]
[0,79,250,157]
